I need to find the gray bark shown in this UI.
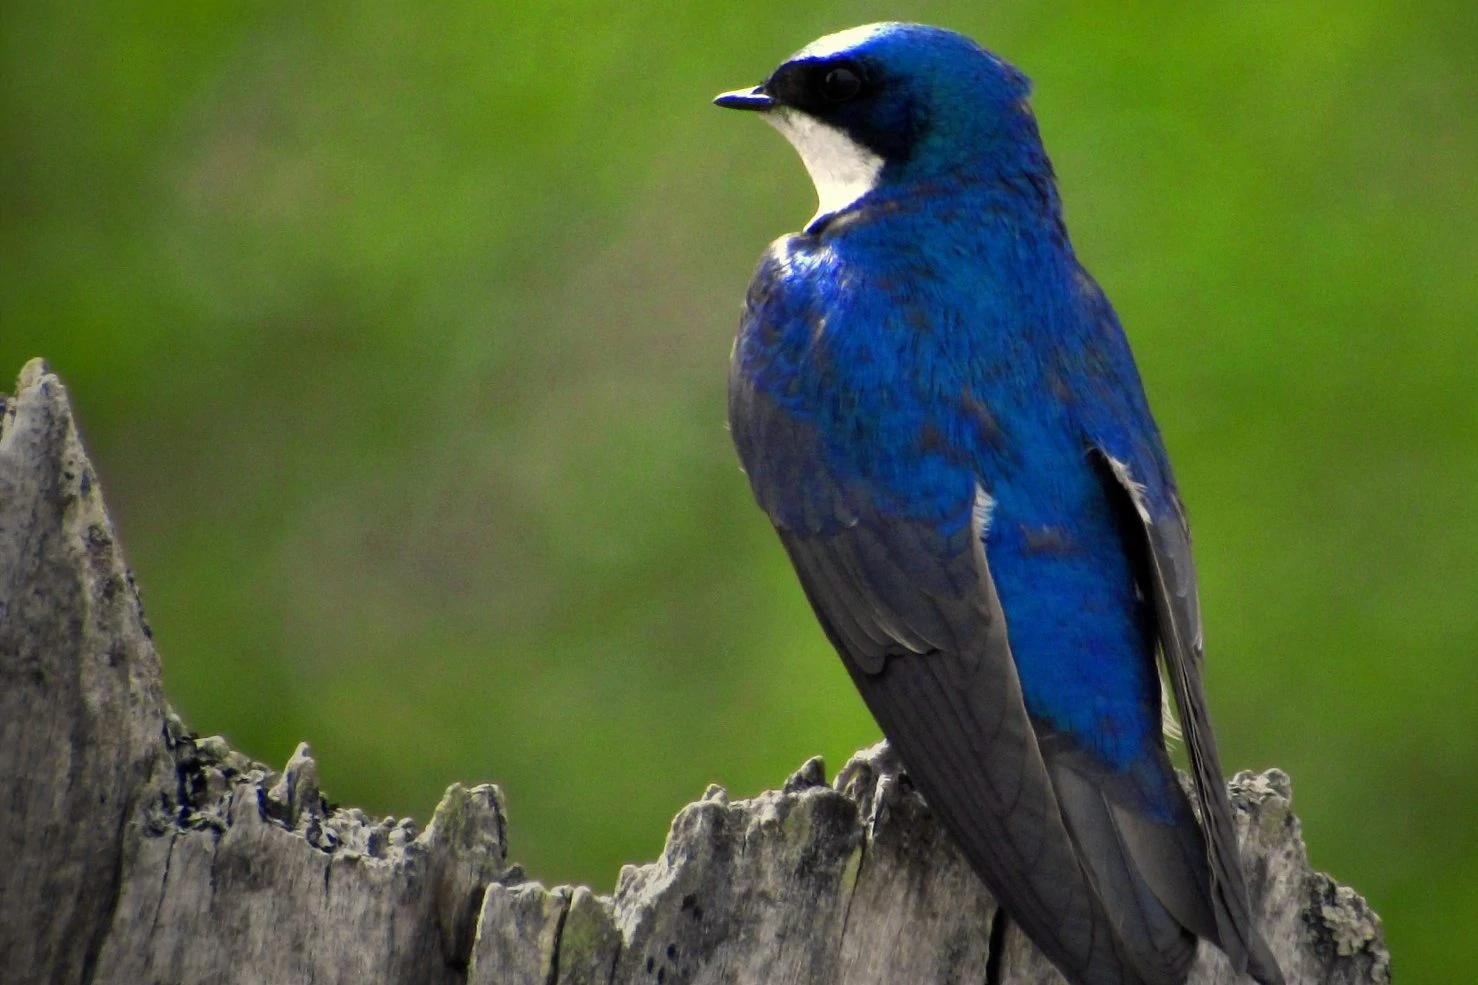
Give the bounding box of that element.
[0,360,1390,985]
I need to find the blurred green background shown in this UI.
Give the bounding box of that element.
[3,2,1474,980]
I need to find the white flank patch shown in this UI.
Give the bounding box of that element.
[765,108,883,230]
[1102,454,1152,523]
[1161,685,1183,743]
[972,484,997,536]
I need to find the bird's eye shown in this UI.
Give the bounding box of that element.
[819,66,864,103]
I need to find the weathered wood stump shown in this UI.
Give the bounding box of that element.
[0,360,1390,985]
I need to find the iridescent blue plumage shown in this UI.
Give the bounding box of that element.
[719,24,1281,985]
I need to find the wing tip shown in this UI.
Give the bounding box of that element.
[1235,925,1286,985]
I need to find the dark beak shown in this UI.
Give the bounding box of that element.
[713,86,775,111]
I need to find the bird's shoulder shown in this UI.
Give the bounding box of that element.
[743,232,822,311]
[728,233,980,534]
[732,232,864,376]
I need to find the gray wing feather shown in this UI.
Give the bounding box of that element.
[733,364,1163,984]
[778,508,1157,985]
[1092,450,1285,985]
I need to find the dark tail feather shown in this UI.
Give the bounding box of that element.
[1047,754,1201,985]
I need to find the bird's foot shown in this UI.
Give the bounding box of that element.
[834,740,911,822]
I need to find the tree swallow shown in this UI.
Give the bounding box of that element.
[717,23,1282,985]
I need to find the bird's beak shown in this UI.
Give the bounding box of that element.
[713,86,775,111]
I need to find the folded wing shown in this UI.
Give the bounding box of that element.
[732,372,1153,985]
[780,497,1153,985]
[1090,448,1284,985]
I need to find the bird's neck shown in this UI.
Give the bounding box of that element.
[803,159,1098,409]
[816,164,1078,314]
[819,152,1069,249]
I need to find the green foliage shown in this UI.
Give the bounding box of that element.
[4,3,1474,979]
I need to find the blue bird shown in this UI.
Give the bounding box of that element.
[716,24,1282,985]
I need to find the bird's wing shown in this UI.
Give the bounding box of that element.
[1089,447,1284,985]
[780,512,1155,985]
[731,382,1147,985]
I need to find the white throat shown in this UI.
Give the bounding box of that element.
[765,108,883,230]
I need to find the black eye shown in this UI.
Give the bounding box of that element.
[819,65,864,103]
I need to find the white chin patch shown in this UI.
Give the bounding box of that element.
[765,108,883,230]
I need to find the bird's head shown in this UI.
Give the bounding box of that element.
[715,23,1044,227]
